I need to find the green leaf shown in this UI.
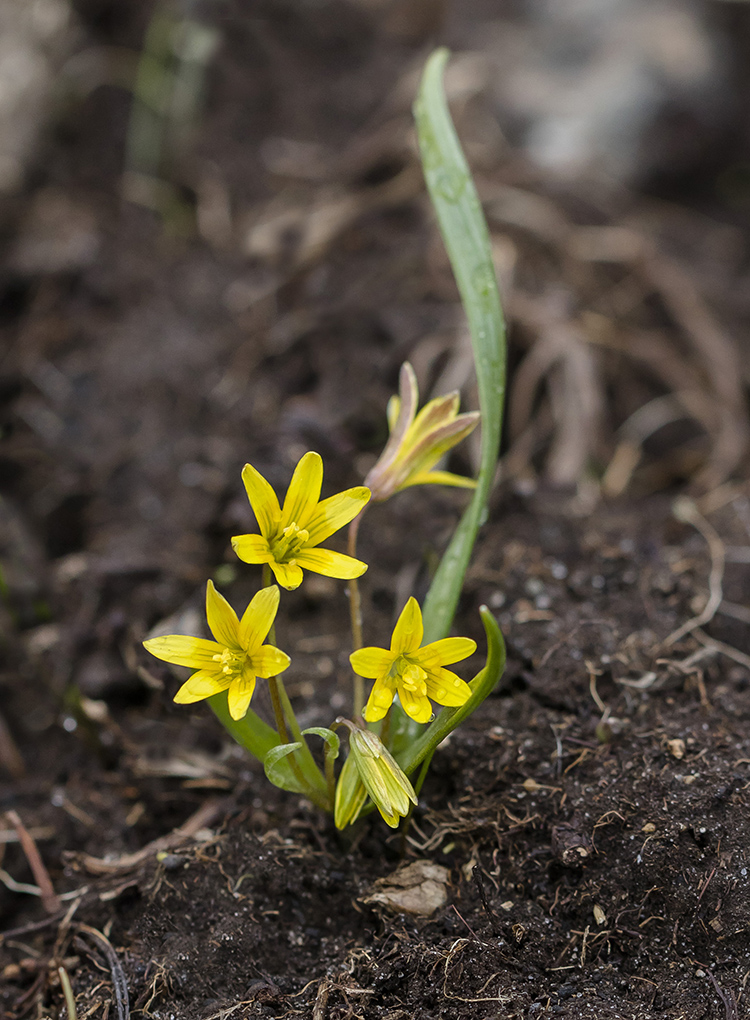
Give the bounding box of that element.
[209,691,280,760]
[302,727,340,761]
[394,606,506,777]
[415,48,507,644]
[264,742,306,793]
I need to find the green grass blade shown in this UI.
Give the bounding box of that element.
[415,48,507,644]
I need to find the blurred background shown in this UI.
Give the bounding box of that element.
[1,0,750,701]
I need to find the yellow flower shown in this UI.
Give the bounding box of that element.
[334,725,417,829]
[365,362,480,501]
[143,581,289,721]
[350,597,475,724]
[232,451,371,590]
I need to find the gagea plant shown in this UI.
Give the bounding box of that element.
[144,49,507,831]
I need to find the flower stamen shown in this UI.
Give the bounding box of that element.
[271,522,310,563]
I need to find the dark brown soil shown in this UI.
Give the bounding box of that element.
[2,3,750,1019]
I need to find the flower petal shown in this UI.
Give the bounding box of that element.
[269,559,304,590]
[363,676,395,722]
[334,752,368,830]
[280,451,323,530]
[205,580,240,649]
[144,635,223,670]
[375,362,419,472]
[416,637,477,668]
[294,547,368,580]
[350,647,393,679]
[232,534,273,564]
[390,597,423,654]
[227,668,256,720]
[252,645,291,678]
[397,687,432,723]
[406,393,461,449]
[424,666,472,707]
[304,488,371,546]
[401,470,477,490]
[174,669,229,703]
[238,585,280,651]
[400,412,480,478]
[241,463,281,539]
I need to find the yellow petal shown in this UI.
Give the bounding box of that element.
[397,687,432,723]
[401,413,480,479]
[304,487,371,546]
[424,666,472,707]
[363,677,395,722]
[386,393,401,433]
[227,668,256,719]
[402,394,460,454]
[280,451,323,530]
[269,559,304,589]
[174,669,229,703]
[416,637,477,668]
[390,597,423,654]
[334,753,368,829]
[144,635,223,670]
[381,363,418,459]
[232,534,273,564]
[252,645,290,678]
[350,647,393,679]
[294,547,368,580]
[241,463,281,539]
[401,470,477,490]
[205,580,240,649]
[238,585,280,651]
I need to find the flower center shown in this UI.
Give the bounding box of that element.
[271,521,310,564]
[392,655,427,697]
[212,647,245,680]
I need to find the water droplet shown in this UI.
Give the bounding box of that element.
[434,167,466,203]
[472,263,497,298]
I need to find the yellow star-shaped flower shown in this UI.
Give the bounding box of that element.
[232,451,371,590]
[143,581,289,720]
[365,362,480,501]
[350,596,476,724]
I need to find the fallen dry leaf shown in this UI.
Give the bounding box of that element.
[362,861,450,916]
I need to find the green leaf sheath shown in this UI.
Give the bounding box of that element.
[416,48,507,644]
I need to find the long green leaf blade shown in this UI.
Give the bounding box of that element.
[415,48,507,644]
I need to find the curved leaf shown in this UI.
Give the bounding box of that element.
[264,742,305,793]
[302,727,341,761]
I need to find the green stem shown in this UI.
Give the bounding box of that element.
[413,751,433,796]
[347,510,366,715]
[379,706,392,750]
[261,563,327,803]
[324,743,336,807]
[267,675,291,745]
[278,681,329,802]
[262,563,276,644]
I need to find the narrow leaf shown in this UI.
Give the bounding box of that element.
[415,48,507,643]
